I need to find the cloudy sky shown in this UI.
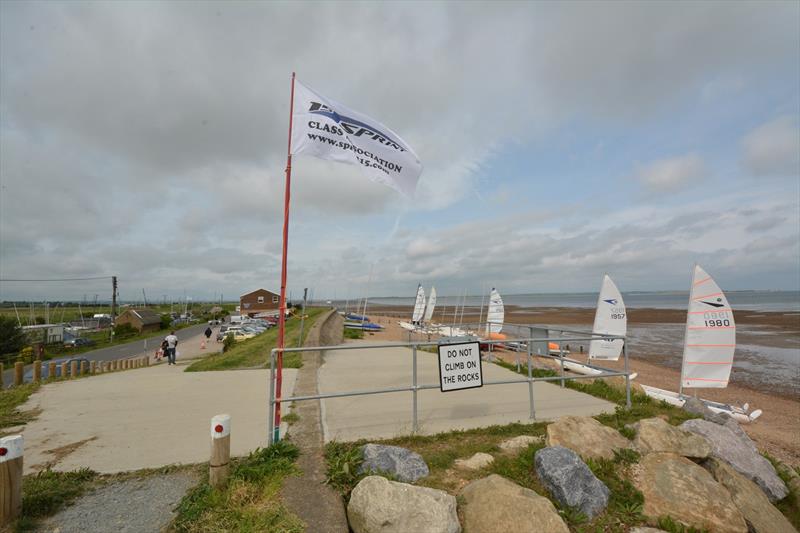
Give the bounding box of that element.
[1,1,798,303]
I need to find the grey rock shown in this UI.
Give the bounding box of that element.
[358,444,429,483]
[683,397,730,424]
[680,419,788,502]
[534,446,610,518]
[347,475,460,533]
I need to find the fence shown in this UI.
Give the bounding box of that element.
[268,324,630,445]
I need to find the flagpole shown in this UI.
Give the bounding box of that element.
[274,71,296,443]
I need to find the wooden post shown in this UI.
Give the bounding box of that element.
[48,362,56,380]
[123,359,129,370]
[60,361,68,379]
[111,360,117,371]
[70,360,78,378]
[0,435,23,526]
[209,414,231,489]
[80,361,88,376]
[0,363,4,389]
[13,363,23,387]
[145,356,150,367]
[90,361,97,374]
[33,361,41,383]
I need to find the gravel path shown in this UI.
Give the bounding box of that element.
[36,471,199,533]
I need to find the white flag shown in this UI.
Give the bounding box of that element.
[291,80,423,197]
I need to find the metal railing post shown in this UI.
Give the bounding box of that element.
[527,326,535,419]
[559,341,565,388]
[268,349,276,445]
[412,344,418,434]
[623,341,631,409]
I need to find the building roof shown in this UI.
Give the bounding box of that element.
[240,288,278,298]
[126,308,162,325]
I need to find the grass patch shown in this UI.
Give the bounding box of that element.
[282,412,299,425]
[763,452,800,529]
[343,328,363,340]
[186,308,326,372]
[0,383,41,432]
[14,468,98,532]
[171,441,303,532]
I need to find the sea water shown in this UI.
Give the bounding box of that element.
[364,290,800,312]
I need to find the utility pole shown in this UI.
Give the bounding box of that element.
[142,288,148,307]
[111,276,118,319]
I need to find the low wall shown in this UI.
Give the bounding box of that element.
[304,308,343,348]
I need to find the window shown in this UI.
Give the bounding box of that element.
[257,296,264,303]
[272,296,279,303]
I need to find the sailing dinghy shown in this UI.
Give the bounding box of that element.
[642,265,761,423]
[561,274,637,379]
[484,288,505,339]
[399,285,427,331]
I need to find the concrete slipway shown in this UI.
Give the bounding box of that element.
[19,361,298,474]
[318,341,616,442]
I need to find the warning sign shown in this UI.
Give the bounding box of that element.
[438,341,483,392]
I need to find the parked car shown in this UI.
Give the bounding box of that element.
[208,319,221,325]
[63,337,95,348]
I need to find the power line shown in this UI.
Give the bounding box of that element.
[0,276,113,282]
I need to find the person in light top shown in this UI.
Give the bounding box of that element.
[164,331,179,366]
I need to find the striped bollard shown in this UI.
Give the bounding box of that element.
[209,414,231,489]
[0,435,23,526]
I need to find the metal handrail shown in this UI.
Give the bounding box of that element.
[268,332,631,445]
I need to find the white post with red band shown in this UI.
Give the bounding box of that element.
[0,435,23,526]
[209,414,231,489]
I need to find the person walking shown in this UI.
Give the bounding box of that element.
[164,330,179,365]
[204,326,213,340]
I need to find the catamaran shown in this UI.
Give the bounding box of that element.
[400,285,427,331]
[641,264,761,423]
[560,274,637,379]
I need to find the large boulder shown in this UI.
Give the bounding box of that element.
[498,435,543,454]
[633,417,711,458]
[460,474,569,533]
[705,457,796,533]
[454,452,494,470]
[546,416,631,460]
[347,476,460,533]
[534,446,609,519]
[682,397,730,424]
[680,419,788,502]
[634,453,747,533]
[358,444,429,483]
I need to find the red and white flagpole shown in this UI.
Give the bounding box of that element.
[274,71,296,443]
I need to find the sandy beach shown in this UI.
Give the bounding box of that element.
[354,306,800,466]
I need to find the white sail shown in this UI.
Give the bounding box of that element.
[589,275,626,361]
[486,288,504,334]
[681,265,736,389]
[411,285,426,323]
[423,287,437,322]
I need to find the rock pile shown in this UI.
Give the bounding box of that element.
[460,474,569,533]
[347,476,459,533]
[632,417,710,458]
[680,418,788,501]
[357,444,430,483]
[534,446,609,518]
[545,415,631,459]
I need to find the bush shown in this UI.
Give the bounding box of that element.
[0,316,26,357]
[222,333,235,353]
[160,314,172,330]
[113,323,137,339]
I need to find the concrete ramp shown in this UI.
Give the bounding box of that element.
[319,342,616,442]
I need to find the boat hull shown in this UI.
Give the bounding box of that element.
[641,384,760,423]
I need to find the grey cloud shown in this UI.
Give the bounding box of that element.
[741,116,800,177]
